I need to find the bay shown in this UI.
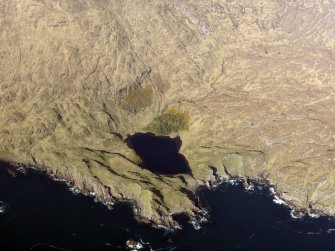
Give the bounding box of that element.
[1,163,335,251]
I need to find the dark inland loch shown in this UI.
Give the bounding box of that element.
[126,132,192,175]
[2,162,335,251]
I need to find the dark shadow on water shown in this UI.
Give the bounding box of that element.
[126,132,192,175]
[0,164,170,251]
[2,162,335,251]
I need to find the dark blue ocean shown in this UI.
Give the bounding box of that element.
[1,165,335,251]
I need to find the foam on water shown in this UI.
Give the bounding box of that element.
[0,201,8,213]
[244,182,255,191]
[225,179,303,220]
[69,186,80,194]
[273,195,288,206]
[228,179,241,186]
[290,210,300,219]
[327,228,335,234]
[3,166,335,251]
[269,187,321,220]
[308,212,321,219]
[268,187,304,219]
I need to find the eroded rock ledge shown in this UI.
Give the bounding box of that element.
[1,0,335,227]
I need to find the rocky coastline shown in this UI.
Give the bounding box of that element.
[3,160,327,231]
[1,0,335,231]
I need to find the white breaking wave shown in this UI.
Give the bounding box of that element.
[269,187,306,219]
[306,231,321,235]
[132,206,139,215]
[308,212,320,218]
[290,210,303,219]
[228,178,242,186]
[245,182,255,191]
[223,180,322,221]
[327,228,335,234]
[270,188,289,207]
[0,201,7,214]
[273,195,288,206]
[69,186,80,194]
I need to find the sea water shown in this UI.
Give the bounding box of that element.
[1,165,335,251]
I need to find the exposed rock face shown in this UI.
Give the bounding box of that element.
[1,0,335,227]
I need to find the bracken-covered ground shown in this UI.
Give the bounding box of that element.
[1,0,335,227]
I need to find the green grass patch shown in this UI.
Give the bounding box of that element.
[146,108,190,135]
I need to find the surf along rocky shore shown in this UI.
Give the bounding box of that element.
[3,159,324,233]
[1,0,335,232]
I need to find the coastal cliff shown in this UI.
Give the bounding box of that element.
[1,0,335,227]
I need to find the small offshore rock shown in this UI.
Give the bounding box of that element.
[126,239,144,250]
[0,201,8,214]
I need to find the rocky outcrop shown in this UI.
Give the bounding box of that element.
[1,0,335,227]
